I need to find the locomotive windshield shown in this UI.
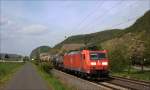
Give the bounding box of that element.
[90,53,106,60]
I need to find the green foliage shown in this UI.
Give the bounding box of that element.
[79,44,102,51]
[23,56,29,62]
[143,32,150,66]
[53,10,150,70]
[35,64,70,90]
[40,62,53,73]
[5,54,9,59]
[112,68,150,81]
[32,51,41,65]
[54,29,123,49]
[31,10,150,74]
[127,10,150,33]
[109,48,128,72]
[30,46,51,59]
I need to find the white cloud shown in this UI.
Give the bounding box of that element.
[21,24,48,35]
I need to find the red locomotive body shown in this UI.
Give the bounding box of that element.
[63,50,109,77]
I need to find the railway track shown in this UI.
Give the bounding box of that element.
[106,76,150,90]
[97,82,128,90]
[53,69,150,90]
[67,70,150,90]
[53,69,128,90]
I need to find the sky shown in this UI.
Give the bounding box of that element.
[0,0,150,56]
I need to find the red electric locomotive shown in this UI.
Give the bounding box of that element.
[63,50,109,78]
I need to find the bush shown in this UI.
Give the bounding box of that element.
[40,62,53,73]
[31,59,39,65]
[109,49,128,72]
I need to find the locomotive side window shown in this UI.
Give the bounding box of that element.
[90,53,106,60]
[82,54,85,60]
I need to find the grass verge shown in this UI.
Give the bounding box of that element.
[34,63,71,90]
[111,68,150,81]
[0,62,24,88]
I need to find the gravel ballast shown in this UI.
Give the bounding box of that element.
[51,69,112,90]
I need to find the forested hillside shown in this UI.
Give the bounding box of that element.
[30,46,51,59]
[30,10,150,72]
[54,11,150,49]
[54,10,150,71]
[54,29,123,49]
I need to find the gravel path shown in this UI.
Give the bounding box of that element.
[4,62,50,90]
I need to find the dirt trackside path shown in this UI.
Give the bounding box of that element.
[4,62,50,90]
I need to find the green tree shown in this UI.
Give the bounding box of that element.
[23,56,29,62]
[5,54,9,59]
[34,51,40,65]
[110,50,127,72]
[128,38,145,72]
[109,43,128,72]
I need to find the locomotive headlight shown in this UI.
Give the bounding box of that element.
[91,62,96,65]
[102,62,108,66]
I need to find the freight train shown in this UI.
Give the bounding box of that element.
[52,49,109,78]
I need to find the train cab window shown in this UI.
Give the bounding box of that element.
[90,53,106,60]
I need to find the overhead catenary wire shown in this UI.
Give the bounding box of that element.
[74,1,105,30]
[75,0,123,33]
[68,1,105,36]
[67,0,148,38]
[99,16,140,30]
[85,0,143,32]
